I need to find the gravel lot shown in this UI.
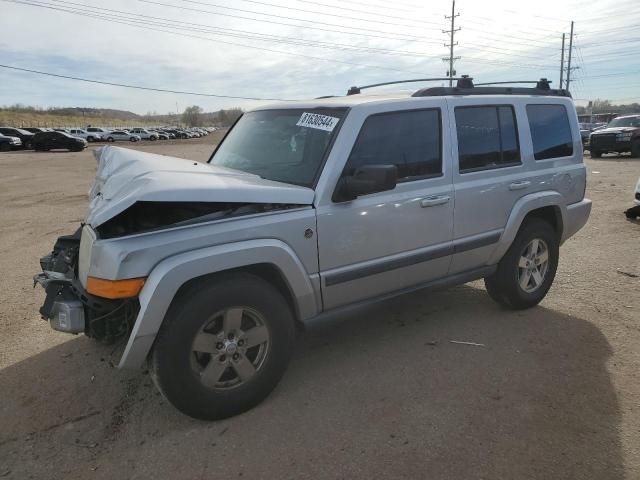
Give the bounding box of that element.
[0,137,639,479]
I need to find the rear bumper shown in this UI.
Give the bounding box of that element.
[562,199,592,243]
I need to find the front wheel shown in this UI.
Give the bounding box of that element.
[591,149,602,158]
[631,141,640,158]
[150,272,296,420]
[484,218,559,310]
[107,137,115,142]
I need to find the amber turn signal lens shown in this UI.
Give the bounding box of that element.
[86,276,146,299]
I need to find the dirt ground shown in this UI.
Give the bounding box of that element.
[0,136,639,480]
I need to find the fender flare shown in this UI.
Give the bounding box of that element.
[488,191,567,265]
[117,239,318,369]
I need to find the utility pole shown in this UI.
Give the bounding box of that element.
[442,0,461,87]
[559,33,565,89]
[566,21,574,91]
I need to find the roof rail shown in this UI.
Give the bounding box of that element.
[412,77,571,98]
[346,77,473,96]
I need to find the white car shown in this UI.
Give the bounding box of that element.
[68,128,102,142]
[105,130,141,142]
[129,128,159,141]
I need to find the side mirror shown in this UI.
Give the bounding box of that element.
[335,164,398,202]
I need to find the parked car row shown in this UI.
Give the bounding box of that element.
[0,125,217,152]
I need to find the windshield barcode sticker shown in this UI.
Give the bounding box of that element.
[296,112,340,132]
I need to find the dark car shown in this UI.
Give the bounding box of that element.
[0,127,35,149]
[33,131,88,152]
[0,134,22,151]
[165,128,188,139]
[23,127,50,134]
[589,115,640,158]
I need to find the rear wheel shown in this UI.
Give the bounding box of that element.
[485,218,559,310]
[107,137,115,142]
[631,140,640,158]
[591,149,602,158]
[23,141,33,150]
[151,272,296,420]
[87,137,94,143]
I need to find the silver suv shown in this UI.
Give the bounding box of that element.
[34,78,591,420]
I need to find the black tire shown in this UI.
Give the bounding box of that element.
[591,149,602,158]
[484,218,559,310]
[150,136,157,141]
[0,143,11,152]
[107,137,115,143]
[631,141,640,158]
[151,272,296,420]
[87,137,95,143]
[23,141,33,150]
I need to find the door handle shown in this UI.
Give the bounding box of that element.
[420,195,450,207]
[509,181,531,191]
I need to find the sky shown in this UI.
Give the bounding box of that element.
[0,0,639,114]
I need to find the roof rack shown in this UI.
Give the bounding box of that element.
[412,76,571,98]
[346,77,472,96]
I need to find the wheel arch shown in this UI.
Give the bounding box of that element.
[488,191,567,265]
[117,239,319,369]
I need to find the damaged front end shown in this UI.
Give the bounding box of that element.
[34,228,139,343]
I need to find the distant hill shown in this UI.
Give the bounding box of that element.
[0,104,240,128]
[46,107,142,121]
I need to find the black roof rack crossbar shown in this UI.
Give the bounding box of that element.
[475,78,552,90]
[412,78,570,98]
[346,77,472,95]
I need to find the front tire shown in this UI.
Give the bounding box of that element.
[631,140,640,158]
[107,137,115,142]
[591,149,602,158]
[151,272,296,420]
[484,218,559,310]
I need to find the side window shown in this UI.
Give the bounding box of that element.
[455,106,521,173]
[526,104,573,160]
[344,109,442,182]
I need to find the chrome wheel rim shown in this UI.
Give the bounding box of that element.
[190,307,270,391]
[517,238,550,293]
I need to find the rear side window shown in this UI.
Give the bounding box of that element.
[345,109,442,182]
[455,106,521,173]
[526,104,573,160]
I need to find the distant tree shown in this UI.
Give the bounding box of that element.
[182,105,204,127]
[217,108,243,126]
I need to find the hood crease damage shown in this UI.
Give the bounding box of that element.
[86,146,315,236]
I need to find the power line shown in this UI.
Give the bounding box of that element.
[0,63,294,100]
[173,0,429,36]
[11,0,436,57]
[6,0,430,74]
[7,0,556,72]
[231,0,441,28]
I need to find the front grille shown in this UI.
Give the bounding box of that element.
[591,134,617,149]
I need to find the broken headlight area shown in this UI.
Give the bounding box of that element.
[35,229,139,343]
[95,201,305,239]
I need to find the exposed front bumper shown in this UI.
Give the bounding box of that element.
[35,229,139,341]
[34,270,85,333]
[562,198,592,243]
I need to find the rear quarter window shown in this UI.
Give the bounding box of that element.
[526,104,574,160]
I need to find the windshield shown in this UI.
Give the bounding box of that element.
[210,108,346,187]
[608,117,640,127]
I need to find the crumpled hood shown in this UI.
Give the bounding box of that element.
[592,126,638,135]
[86,146,315,227]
